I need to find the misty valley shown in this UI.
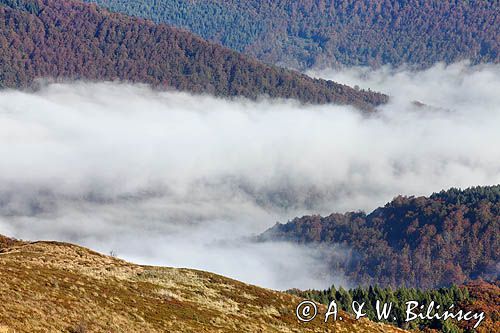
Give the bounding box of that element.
[0,0,498,332]
[0,62,499,333]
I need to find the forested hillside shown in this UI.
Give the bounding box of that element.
[290,280,499,332]
[0,0,388,109]
[261,186,500,289]
[84,0,499,69]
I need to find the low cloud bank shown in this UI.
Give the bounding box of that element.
[0,62,499,289]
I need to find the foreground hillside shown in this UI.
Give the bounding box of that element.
[458,280,500,333]
[84,0,500,69]
[261,185,500,289]
[0,235,407,333]
[0,0,387,110]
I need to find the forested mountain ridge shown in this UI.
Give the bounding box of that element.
[261,185,500,289]
[83,0,500,69]
[0,0,388,109]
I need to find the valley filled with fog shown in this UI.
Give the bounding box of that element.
[1,62,499,289]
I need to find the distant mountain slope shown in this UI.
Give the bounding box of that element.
[0,0,387,110]
[83,0,500,69]
[261,185,500,289]
[0,235,408,332]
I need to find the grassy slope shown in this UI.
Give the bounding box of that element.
[0,235,407,332]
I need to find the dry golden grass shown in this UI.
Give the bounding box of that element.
[0,236,408,332]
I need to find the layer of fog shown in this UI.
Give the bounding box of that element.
[0,61,499,290]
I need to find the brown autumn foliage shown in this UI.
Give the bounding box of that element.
[457,280,500,333]
[261,185,500,289]
[0,0,388,110]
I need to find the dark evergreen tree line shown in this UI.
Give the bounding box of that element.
[289,283,479,332]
